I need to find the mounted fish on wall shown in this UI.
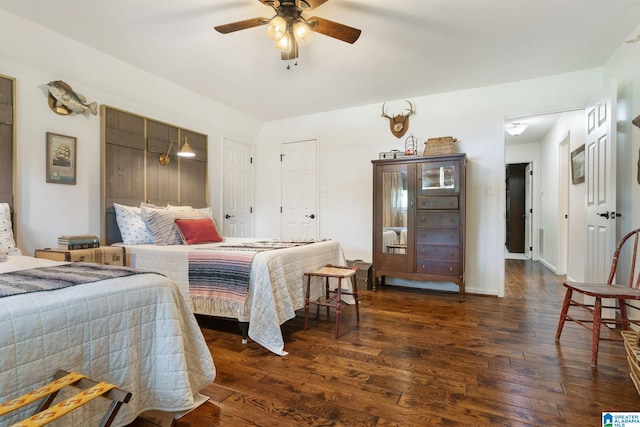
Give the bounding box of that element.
[45,80,98,116]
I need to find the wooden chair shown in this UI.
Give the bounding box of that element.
[304,264,360,338]
[555,228,640,367]
[0,370,131,427]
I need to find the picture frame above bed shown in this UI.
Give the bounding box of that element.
[46,132,77,185]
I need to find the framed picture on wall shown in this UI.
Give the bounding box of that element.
[571,144,585,185]
[46,132,76,185]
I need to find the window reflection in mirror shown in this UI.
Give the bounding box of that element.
[382,171,407,254]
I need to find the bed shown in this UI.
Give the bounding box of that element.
[102,113,352,356]
[0,254,216,427]
[122,237,347,356]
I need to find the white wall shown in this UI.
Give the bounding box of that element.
[536,111,585,278]
[603,26,640,237]
[602,24,640,305]
[0,10,264,256]
[255,70,603,297]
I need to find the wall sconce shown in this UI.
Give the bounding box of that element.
[505,122,528,136]
[159,136,195,165]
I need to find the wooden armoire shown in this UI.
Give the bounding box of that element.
[371,153,467,301]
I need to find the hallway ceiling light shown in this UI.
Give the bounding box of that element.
[506,123,528,136]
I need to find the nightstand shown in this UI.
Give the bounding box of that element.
[34,246,128,266]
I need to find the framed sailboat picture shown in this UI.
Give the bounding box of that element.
[46,132,76,185]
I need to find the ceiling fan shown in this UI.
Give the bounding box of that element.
[214,0,361,61]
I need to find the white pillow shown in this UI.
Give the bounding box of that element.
[0,203,21,255]
[196,206,214,219]
[168,205,220,231]
[167,204,195,212]
[142,205,208,245]
[113,203,153,245]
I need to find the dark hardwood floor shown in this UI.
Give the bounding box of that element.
[131,259,639,426]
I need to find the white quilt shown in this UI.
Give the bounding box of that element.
[123,238,347,355]
[0,256,215,427]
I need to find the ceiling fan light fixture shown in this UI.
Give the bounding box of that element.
[506,123,528,136]
[275,31,292,51]
[214,0,362,64]
[267,15,287,40]
[293,21,312,45]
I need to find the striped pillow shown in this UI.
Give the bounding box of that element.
[142,206,207,245]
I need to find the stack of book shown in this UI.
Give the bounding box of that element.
[58,234,100,250]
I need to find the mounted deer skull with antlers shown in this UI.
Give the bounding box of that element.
[381,100,415,138]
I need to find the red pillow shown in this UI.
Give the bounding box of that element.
[174,218,224,244]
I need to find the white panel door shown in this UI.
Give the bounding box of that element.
[281,139,318,239]
[585,94,616,285]
[222,138,254,237]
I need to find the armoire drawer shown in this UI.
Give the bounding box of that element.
[416,195,459,210]
[416,212,460,227]
[416,227,460,245]
[416,260,461,276]
[416,244,460,260]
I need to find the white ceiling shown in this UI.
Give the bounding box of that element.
[505,111,573,145]
[1,0,640,124]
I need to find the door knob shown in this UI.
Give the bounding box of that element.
[225,214,234,219]
[305,214,316,219]
[597,211,610,219]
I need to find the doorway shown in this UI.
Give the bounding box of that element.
[504,109,583,273]
[505,163,529,257]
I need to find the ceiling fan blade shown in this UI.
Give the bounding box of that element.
[297,0,328,11]
[308,16,361,44]
[214,18,268,34]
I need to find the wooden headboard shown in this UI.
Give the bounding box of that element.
[0,74,16,237]
[101,106,208,245]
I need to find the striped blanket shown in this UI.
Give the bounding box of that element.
[0,263,147,298]
[188,248,265,315]
[187,241,316,315]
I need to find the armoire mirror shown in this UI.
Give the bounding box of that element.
[381,170,408,254]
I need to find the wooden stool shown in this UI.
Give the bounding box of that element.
[304,264,360,338]
[0,370,131,427]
